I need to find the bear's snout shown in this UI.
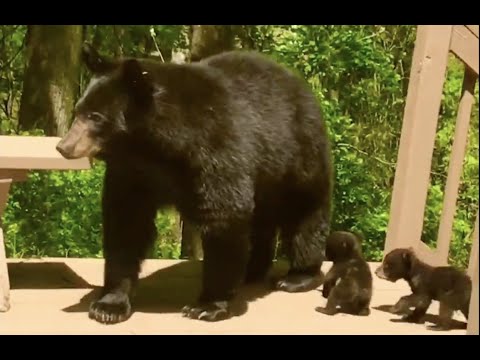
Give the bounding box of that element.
[56,141,75,159]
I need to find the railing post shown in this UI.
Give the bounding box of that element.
[436,69,477,261]
[384,25,453,260]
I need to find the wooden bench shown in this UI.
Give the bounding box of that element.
[0,135,90,311]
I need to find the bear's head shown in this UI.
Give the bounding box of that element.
[375,247,416,282]
[325,231,363,263]
[56,43,157,160]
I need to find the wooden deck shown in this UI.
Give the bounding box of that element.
[0,258,468,335]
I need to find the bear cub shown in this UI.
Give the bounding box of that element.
[315,231,372,316]
[375,248,472,330]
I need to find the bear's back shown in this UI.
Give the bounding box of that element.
[199,52,329,192]
[200,51,307,107]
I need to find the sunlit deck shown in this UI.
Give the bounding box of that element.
[0,258,468,335]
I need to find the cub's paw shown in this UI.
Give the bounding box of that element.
[427,319,460,331]
[315,306,337,316]
[88,293,132,325]
[275,273,323,293]
[427,324,449,331]
[357,307,371,316]
[390,302,409,315]
[181,301,229,322]
[401,313,425,324]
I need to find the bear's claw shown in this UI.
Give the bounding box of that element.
[181,301,229,322]
[88,293,132,325]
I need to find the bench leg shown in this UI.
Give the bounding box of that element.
[0,228,10,312]
[467,214,479,335]
[0,179,12,312]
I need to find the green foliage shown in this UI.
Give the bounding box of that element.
[83,25,187,60]
[4,162,180,258]
[0,25,478,268]
[0,25,27,134]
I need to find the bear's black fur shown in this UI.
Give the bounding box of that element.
[375,248,472,330]
[57,44,333,324]
[315,231,372,316]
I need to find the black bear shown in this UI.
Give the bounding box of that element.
[375,248,472,330]
[56,43,333,324]
[316,231,372,316]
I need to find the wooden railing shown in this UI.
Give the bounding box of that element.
[383,25,479,335]
[0,136,90,312]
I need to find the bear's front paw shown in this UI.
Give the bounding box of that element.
[88,293,132,325]
[181,301,229,322]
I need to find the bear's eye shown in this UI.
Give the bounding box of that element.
[87,112,106,122]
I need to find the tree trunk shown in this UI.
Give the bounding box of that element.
[234,25,256,50]
[180,220,203,259]
[180,25,235,260]
[18,25,83,136]
[190,25,234,62]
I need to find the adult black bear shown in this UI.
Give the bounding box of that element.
[57,43,333,324]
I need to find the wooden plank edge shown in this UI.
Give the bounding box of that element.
[450,25,479,75]
[465,25,479,38]
[0,157,91,171]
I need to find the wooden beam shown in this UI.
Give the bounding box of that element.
[0,179,11,218]
[384,25,453,255]
[0,136,90,170]
[450,25,479,75]
[436,69,478,262]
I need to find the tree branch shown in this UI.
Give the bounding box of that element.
[336,142,396,166]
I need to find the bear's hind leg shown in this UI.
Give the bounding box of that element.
[182,219,250,321]
[245,215,277,284]
[89,167,158,325]
[276,207,328,293]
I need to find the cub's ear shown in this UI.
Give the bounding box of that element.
[402,248,415,269]
[122,59,154,102]
[81,42,117,74]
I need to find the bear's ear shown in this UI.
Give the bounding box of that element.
[81,42,117,75]
[121,59,154,103]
